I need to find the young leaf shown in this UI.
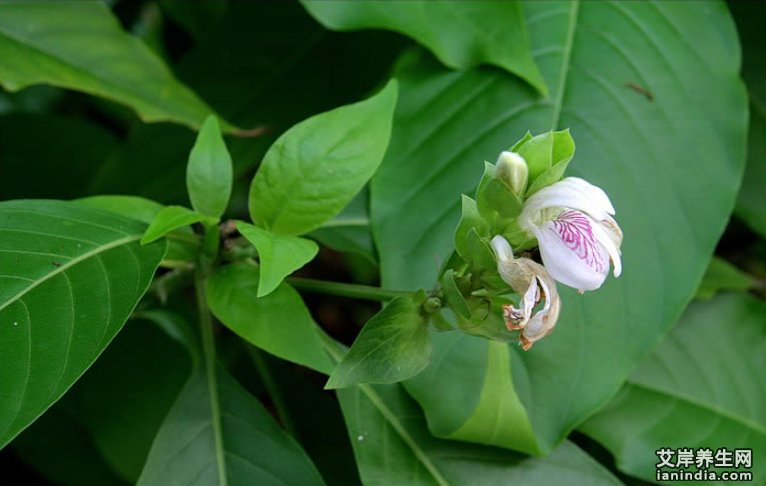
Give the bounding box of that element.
[580,293,766,482]
[137,366,325,486]
[325,296,430,389]
[301,0,547,95]
[141,205,214,245]
[249,80,398,236]
[236,222,319,297]
[76,196,198,265]
[205,263,333,374]
[0,201,166,448]
[0,2,221,130]
[187,116,233,218]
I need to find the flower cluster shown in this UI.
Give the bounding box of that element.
[446,130,623,349]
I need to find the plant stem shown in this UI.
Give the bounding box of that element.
[194,267,228,486]
[286,277,410,302]
[248,348,299,438]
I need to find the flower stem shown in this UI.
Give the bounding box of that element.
[286,277,409,302]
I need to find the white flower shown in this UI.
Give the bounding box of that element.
[518,177,622,292]
[491,236,561,350]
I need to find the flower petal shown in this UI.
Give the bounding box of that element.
[490,235,514,262]
[519,273,561,350]
[593,218,623,277]
[532,210,610,291]
[520,177,615,229]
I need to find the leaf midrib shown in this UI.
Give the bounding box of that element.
[549,0,580,129]
[321,335,449,486]
[358,383,450,486]
[0,234,141,314]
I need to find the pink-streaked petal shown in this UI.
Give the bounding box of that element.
[532,210,609,291]
[520,177,615,230]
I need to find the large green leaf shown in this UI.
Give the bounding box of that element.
[137,366,325,486]
[206,262,333,374]
[249,80,398,236]
[0,200,166,447]
[372,1,747,453]
[302,0,547,95]
[336,380,620,485]
[580,293,766,483]
[0,2,220,130]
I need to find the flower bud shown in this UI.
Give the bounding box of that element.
[494,151,528,197]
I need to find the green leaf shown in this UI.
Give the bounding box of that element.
[736,107,766,238]
[246,350,361,485]
[75,196,198,265]
[301,0,547,95]
[440,270,471,320]
[0,1,222,130]
[141,205,212,245]
[137,365,325,486]
[580,293,766,482]
[695,257,756,300]
[187,116,233,218]
[249,80,398,236]
[326,296,430,389]
[372,1,747,453]
[476,163,524,220]
[731,1,766,239]
[57,319,191,482]
[517,129,576,195]
[206,262,333,374]
[0,200,166,447]
[404,332,538,454]
[335,379,620,485]
[237,222,319,297]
